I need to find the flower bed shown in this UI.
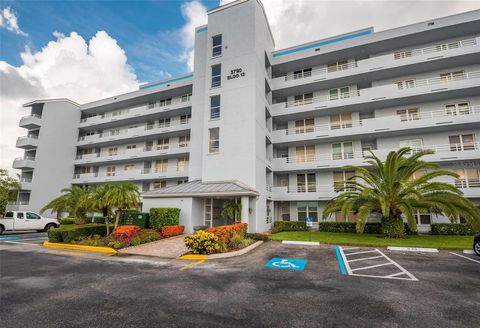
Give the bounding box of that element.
[161,225,185,238]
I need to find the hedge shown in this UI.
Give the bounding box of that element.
[58,217,75,225]
[48,224,107,243]
[149,208,180,229]
[318,221,417,235]
[92,216,115,224]
[246,233,270,242]
[430,223,476,236]
[272,221,307,234]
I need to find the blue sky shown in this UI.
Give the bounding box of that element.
[1,0,219,82]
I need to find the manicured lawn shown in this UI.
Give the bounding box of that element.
[270,231,474,250]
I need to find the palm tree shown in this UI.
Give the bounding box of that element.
[221,199,242,223]
[323,148,480,237]
[105,182,141,231]
[78,183,114,234]
[41,186,90,219]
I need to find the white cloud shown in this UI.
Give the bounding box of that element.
[0,6,28,36]
[0,31,138,172]
[179,0,208,70]
[220,0,480,50]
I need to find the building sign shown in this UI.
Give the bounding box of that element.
[227,68,245,80]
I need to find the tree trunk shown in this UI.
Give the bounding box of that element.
[114,210,121,231]
[381,216,405,238]
[102,207,110,235]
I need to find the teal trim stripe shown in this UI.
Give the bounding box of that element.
[334,246,347,275]
[140,74,193,90]
[272,29,372,58]
[196,26,208,33]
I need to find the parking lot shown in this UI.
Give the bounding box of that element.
[1,235,479,327]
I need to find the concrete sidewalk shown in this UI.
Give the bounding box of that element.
[117,235,188,258]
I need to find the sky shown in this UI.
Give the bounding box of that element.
[1,0,480,173]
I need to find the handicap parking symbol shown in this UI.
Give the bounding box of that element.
[265,258,308,271]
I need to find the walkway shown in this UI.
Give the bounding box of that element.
[118,235,188,259]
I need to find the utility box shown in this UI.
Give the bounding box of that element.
[120,211,150,228]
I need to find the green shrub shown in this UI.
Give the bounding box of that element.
[149,208,180,230]
[246,233,270,242]
[92,216,114,224]
[430,223,476,235]
[381,217,405,238]
[229,235,250,250]
[318,221,416,235]
[48,224,107,243]
[272,221,307,234]
[58,217,76,225]
[184,230,221,254]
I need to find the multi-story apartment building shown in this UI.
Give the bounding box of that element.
[9,0,480,233]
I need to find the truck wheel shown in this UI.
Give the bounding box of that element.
[0,226,4,235]
[475,241,480,257]
[44,224,56,232]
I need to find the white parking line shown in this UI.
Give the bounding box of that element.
[2,240,41,246]
[449,252,480,264]
[339,246,418,281]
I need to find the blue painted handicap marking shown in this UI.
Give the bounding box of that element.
[265,258,308,271]
[0,236,18,241]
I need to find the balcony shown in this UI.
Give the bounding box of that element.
[16,135,39,149]
[6,201,30,211]
[13,156,36,169]
[77,121,191,147]
[272,37,479,91]
[272,143,480,172]
[79,97,192,129]
[20,178,33,190]
[271,70,480,119]
[272,106,480,145]
[272,185,336,201]
[19,114,42,129]
[74,145,190,165]
[72,167,189,184]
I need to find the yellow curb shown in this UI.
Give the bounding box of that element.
[178,254,207,261]
[43,241,117,255]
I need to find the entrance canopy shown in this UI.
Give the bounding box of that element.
[142,180,258,198]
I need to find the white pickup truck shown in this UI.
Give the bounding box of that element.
[0,211,59,234]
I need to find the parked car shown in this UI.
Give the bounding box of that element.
[0,211,58,234]
[474,233,480,256]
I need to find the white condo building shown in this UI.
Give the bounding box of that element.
[9,0,480,233]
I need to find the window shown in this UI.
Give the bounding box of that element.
[454,168,480,188]
[126,144,137,150]
[5,212,13,218]
[155,160,168,173]
[332,142,354,160]
[80,166,91,174]
[436,41,460,52]
[212,34,222,57]
[330,113,353,129]
[158,118,171,128]
[397,108,419,122]
[17,212,24,219]
[293,68,312,79]
[297,173,316,192]
[440,71,465,82]
[294,118,314,134]
[148,102,156,109]
[157,138,169,150]
[106,166,116,176]
[394,50,413,60]
[177,179,188,185]
[445,102,470,116]
[295,145,315,162]
[279,202,290,221]
[209,128,220,154]
[159,98,172,107]
[210,95,221,119]
[107,147,118,156]
[395,79,415,90]
[449,134,476,151]
[124,164,135,171]
[333,170,355,192]
[293,93,313,106]
[111,110,122,117]
[177,157,189,172]
[26,212,40,220]
[180,114,191,124]
[415,212,431,225]
[179,135,190,148]
[109,129,120,136]
[211,64,221,88]
[204,198,212,227]
[181,94,192,102]
[297,202,318,222]
[153,180,167,189]
[399,139,423,154]
[327,60,349,72]
[329,86,350,100]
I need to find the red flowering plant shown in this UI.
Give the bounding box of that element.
[161,225,185,238]
[206,223,248,244]
[112,225,141,246]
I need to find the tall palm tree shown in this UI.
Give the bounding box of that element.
[105,182,141,231]
[78,183,114,234]
[323,148,480,237]
[41,186,90,219]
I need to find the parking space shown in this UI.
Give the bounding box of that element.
[0,232,48,246]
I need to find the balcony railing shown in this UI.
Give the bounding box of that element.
[21,114,42,119]
[454,178,480,188]
[14,156,35,161]
[75,144,189,161]
[8,201,29,205]
[279,37,477,82]
[274,105,480,137]
[73,166,189,180]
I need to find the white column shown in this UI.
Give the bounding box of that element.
[241,196,249,225]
